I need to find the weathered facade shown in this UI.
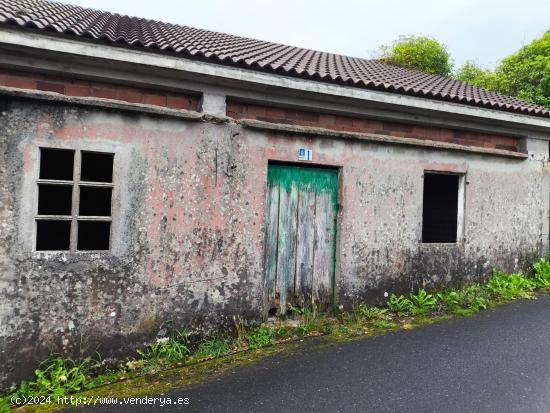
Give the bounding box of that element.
[1,0,550,388]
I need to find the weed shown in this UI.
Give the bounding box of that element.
[287,304,304,316]
[273,326,292,339]
[0,396,10,413]
[137,331,190,362]
[387,294,414,316]
[314,320,337,335]
[232,315,247,347]
[246,327,274,349]
[11,356,89,399]
[533,258,550,288]
[339,309,362,325]
[460,284,490,312]
[485,270,535,300]
[195,338,230,358]
[356,305,389,320]
[370,319,398,329]
[436,290,464,312]
[288,304,315,323]
[409,289,437,315]
[295,323,317,336]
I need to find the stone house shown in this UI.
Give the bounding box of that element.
[1,0,550,387]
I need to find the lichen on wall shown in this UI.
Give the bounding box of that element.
[0,98,264,388]
[0,95,548,389]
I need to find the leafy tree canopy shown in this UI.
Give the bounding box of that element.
[454,60,500,90]
[378,35,453,76]
[455,31,550,108]
[495,31,550,107]
[377,32,549,108]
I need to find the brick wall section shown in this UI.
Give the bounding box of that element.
[227,101,520,152]
[0,68,201,111]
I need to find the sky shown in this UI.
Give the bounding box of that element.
[66,0,549,70]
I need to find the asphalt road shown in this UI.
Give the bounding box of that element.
[81,295,550,413]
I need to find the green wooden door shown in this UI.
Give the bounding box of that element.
[265,164,338,315]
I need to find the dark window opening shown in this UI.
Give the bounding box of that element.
[36,220,71,250]
[77,221,111,250]
[422,173,459,243]
[81,152,114,183]
[79,187,112,216]
[39,149,74,180]
[36,148,114,252]
[37,184,72,215]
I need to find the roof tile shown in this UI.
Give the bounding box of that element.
[0,0,548,117]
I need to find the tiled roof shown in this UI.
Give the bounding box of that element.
[1,0,548,118]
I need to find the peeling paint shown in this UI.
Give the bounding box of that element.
[0,96,549,389]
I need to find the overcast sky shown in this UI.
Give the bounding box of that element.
[67,0,549,70]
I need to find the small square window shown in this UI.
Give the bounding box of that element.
[81,152,114,183]
[37,184,72,215]
[36,220,71,250]
[36,148,114,252]
[39,149,74,180]
[79,187,112,216]
[422,173,461,243]
[77,221,111,250]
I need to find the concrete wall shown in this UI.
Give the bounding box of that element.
[0,95,548,388]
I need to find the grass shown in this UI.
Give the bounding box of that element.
[136,331,190,363]
[3,257,550,412]
[194,338,231,359]
[246,327,274,350]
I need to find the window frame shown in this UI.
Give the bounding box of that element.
[35,148,114,252]
[420,170,466,245]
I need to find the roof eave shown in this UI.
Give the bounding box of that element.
[1,26,550,133]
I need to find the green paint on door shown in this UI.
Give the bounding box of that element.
[265,164,338,315]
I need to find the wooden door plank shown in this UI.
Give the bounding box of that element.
[276,184,289,314]
[312,191,337,309]
[276,182,298,315]
[264,180,280,310]
[295,185,315,308]
[287,182,300,311]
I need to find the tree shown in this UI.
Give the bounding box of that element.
[454,32,549,108]
[454,60,500,91]
[495,31,549,107]
[377,35,453,76]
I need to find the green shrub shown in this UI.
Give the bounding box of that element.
[195,338,230,358]
[356,305,389,320]
[11,357,88,399]
[409,289,437,315]
[296,323,317,336]
[246,327,274,349]
[377,35,453,76]
[0,396,10,413]
[137,331,190,362]
[485,271,535,300]
[288,305,315,323]
[436,290,464,312]
[533,258,550,288]
[387,294,414,316]
[460,284,490,312]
